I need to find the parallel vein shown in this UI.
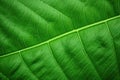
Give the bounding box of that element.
[0,15,120,58]
[105,22,120,76]
[19,52,39,80]
[76,31,102,80]
[47,42,69,80]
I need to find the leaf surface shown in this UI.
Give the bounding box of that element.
[0,0,120,80]
[0,0,120,55]
[0,15,120,80]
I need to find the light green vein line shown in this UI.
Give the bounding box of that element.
[105,22,120,76]
[18,0,48,23]
[47,42,69,80]
[0,15,120,58]
[41,0,74,31]
[76,31,102,80]
[19,52,39,80]
[77,15,120,31]
[41,0,72,21]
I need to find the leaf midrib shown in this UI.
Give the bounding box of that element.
[0,15,120,58]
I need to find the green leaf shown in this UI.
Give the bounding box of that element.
[0,0,120,80]
[0,15,120,80]
[0,0,120,55]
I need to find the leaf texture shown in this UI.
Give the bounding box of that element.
[0,0,120,55]
[0,15,120,80]
[0,0,120,80]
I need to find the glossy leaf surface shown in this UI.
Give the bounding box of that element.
[0,0,120,55]
[0,0,120,80]
[0,15,120,80]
